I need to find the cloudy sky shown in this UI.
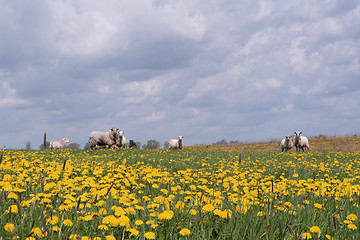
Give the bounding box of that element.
[1,0,359,149]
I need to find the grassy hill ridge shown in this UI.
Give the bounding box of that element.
[186,135,360,152]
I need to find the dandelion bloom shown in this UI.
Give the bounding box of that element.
[179,228,191,236]
[347,223,357,230]
[189,209,197,215]
[346,214,358,221]
[144,231,156,239]
[25,237,36,240]
[4,223,15,232]
[9,205,18,213]
[105,235,116,240]
[63,219,73,227]
[98,224,109,231]
[325,235,334,240]
[119,215,130,228]
[47,216,59,225]
[257,211,265,217]
[202,203,215,213]
[31,227,44,237]
[129,228,139,236]
[301,232,312,239]
[314,203,323,209]
[81,237,91,240]
[135,220,144,225]
[310,226,321,234]
[158,210,174,221]
[52,226,60,232]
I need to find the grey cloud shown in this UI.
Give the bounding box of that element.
[1,0,360,149]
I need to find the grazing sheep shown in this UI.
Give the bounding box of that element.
[168,136,184,149]
[49,138,70,150]
[89,127,120,150]
[280,135,294,152]
[294,131,310,152]
[129,140,137,148]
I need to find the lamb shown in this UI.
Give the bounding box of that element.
[168,136,184,149]
[49,138,70,150]
[280,135,294,152]
[89,127,120,150]
[294,131,310,152]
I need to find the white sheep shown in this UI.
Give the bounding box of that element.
[168,136,184,149]
[115,131,127,148]
[294,131,310,152]
[49,138,70,150]
[280,135,294,152]
[89,127,119,150]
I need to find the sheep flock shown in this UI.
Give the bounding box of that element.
[48,127,312,152]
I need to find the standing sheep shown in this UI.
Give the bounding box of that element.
[115,131,126,148]
[280,135,294,152]
[294,131,310,152]
[89,127,120,150]
[49,138,70,150]
[168,136,184,149]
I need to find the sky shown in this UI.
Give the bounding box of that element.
[0,0,359,149]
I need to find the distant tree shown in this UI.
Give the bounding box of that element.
[26,141,31,150]
[84,142,91,150]
[164,141,169,149]
[39,141,50,150]
[65,143,81,150]
[136,142,141,149]
[142,144,147,150]
[214,139,228,145]
[146,140,160,149]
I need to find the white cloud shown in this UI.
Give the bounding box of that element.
[0,82,27,108]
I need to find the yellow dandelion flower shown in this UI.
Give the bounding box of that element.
[81,236,91,240]
[47,216,59,225]
[257,211,265,217]
[144,231,156,239]
[310,225,321,234]
[9,205,18,213]
[301,232,312,239]
[202,203,215,213]
[314,203,323,209]
[346,214,358,221]
[325,235,334,240]
[63,219,73,227]
[52,226,60,232]
[119,215,130,228]
[179,228,191,236]
[189,209,197,215]
[129,228,139,236]
[158,210,174,221]
[82,215,93,221]
[135,220,144,225]
[347,223,357,230]
[31,227,44,237]
[69,234,78,240]
[25,237,36,240]
[8,192,18,200]
[4,223,15,232]
[105,235,116,240]
[98,224,109,231]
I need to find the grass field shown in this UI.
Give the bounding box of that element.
[1,136,360,239]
